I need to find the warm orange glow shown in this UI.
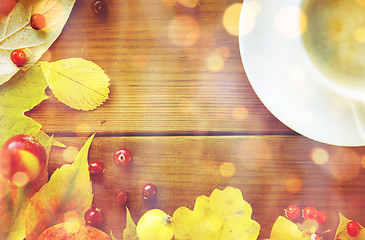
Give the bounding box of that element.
[215,46,230,60]
[207,54,225,72]
[132,54,150,69]
[275,7,307,38]
[219,162,235,178]
[232,105,248,121]
[223,3,242,36]
[356,0,365,6]
[286,176,302,194]
[329,149,360,181]
[177,0,199,8]
[310,148,329,165]
[62,146,79,163]
[75,123,92,137]
[63,210,81,225]
[168,15,200,47]
[12,171,29,187]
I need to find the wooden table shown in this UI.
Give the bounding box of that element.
[27,0,365,239]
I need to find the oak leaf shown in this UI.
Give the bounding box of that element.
[40,58,110,111]
[0,0,76,85]
[24,135,94,240]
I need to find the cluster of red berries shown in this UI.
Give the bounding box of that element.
[85,148,158,228]
[10,14,46,67]
[10,0,107,67]
[285,205,328,225]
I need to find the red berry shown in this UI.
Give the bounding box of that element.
[84,207,104,228]
[347,220,360,237]
[285,205,301,220]
[0,0,16,17]
[11,49,26,67]
[115,188,128,205]
[92,0,107,15]
[142,183,157,200]
[311,234,320,240]
[316,210,327,224]
[1,134,46,186]
[88,160,105,176]
[303,206,318,220]
[113,148,132,167]
[30,13,46,30]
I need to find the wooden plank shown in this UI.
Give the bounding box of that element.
[50,135,365,239]
[26,0,292,135]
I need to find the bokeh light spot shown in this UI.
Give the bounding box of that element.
[354,28,365,43]
[168,15,200,47]
[12,171,29,188]
[275,7,307,38]
[223,3,243,36]
[310,147,329,165]
[215,46,230,60]
[329,149,360,181]
[232,105,248,122]
[207,54,225,72]
[75,123,92,137]
[132,54,150,69]
[219,162,235,178]
[177,0,199,8]
[286,175,302,194]
[62,146,79,163]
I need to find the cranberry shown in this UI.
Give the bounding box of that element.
[142,183,157,201]
[303,206,318,220]
[113,148,132,167]
[10,49,26,67]
[347,220,360,237]
[92,0,107,15]
[316,210,327,224]
[84,207,104,228]
[285,205,301,220]
[115,188,128,205]
[88,160,105,176]
[30,13,46,30]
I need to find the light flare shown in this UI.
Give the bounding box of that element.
[12,171,29,187]
[219,162,235,178]
[168,15,200,47]
[223,3,243,36]
[176,0,199,8]
[285,175,302,194]
[62,146,79,163]
[207,54,225,72]
[232,105,248,122]
[329,149,360,181]
[354,27,365,42]
[310,147,329,165]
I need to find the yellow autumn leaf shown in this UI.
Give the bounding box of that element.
[24,135,94,240]
[0,0,76,85]
[40,58,110,111]
[172,186,260,240]
[334,213,365,240]
[265,216,305,240]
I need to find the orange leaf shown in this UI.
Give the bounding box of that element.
[24,135,94,240]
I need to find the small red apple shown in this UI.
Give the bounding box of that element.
[0,134,47,186]
[0,0,16,17]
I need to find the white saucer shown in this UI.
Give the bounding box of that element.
[238,0,365,146]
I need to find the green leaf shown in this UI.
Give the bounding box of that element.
[24,135,95,240]
[124,207,138,240]
[0,0,76,85]
[0,67,64,147]
[0,136,53,240]
[40,58,110,111]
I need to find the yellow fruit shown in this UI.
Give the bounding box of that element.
[136,209,173,240]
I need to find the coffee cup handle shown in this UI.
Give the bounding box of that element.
[351,100,365,140]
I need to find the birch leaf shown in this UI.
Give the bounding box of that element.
[40,58,110,111]
[0,0,76,85]
[24,135,95,240]
[0,67,64,147]
[123,207,138,240]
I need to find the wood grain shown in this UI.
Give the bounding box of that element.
[50,136,365,239]
[27,0,292,135]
